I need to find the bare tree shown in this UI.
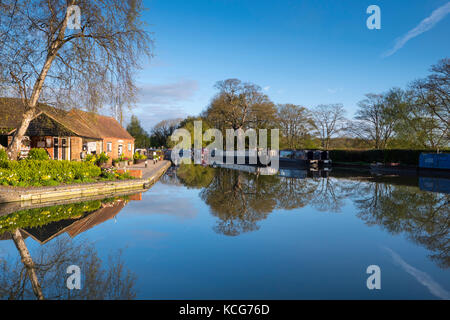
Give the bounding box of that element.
[405,58,449,149]
[311,104,346,150]
[351,93,397,149]
[411,58,449,128]
[151,118,182,147]
[0,0,152,159]
[276,104,314,149]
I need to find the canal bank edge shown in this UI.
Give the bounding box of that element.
[0,160,171,205]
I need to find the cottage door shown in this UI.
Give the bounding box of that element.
[118,144,123,156]
[61,138,67,160]
[53,138,59,160]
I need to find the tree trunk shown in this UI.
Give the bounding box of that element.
[11,229,45,300]
[7,108,36,160]
[7,53,57,160]
[6,8,70,160]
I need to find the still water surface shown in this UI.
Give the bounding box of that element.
[0,166,448,299]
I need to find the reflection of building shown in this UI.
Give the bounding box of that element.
[17,196,141,244]
[0,98,134,161]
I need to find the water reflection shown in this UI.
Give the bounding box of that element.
[0,166,448,299]
[354,182,449,268]
[0,236,136,300]
[0,196,141,300]
[173,165,449,268]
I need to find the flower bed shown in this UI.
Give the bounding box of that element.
[0,160,134,187]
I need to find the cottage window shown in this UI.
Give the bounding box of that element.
[128,143,132,151]
[107,142,112,152]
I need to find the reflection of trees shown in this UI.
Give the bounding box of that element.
[355,183,449,268]
[308,178,344,212]
[177,164,216,189]
[274,176,317,210]
[0,234,136,300]
[200,169,279,236]
[173,166,350,236]
[9,229,44,299]
[174,166,449,268]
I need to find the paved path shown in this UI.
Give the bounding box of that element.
[126,160,171,179]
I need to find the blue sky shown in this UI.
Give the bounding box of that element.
[131,0,450,130]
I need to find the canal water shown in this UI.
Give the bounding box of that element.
[0,165,448,299]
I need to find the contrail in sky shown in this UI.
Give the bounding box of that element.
[383,2,450,57]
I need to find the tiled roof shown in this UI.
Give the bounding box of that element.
[0,97,134,140]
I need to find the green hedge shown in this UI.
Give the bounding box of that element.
[0,149,6,161]
[0,160,102,186]
[329,149,449,166]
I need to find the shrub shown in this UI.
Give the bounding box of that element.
[27,148,49,160]
[84,153,97,163]
[134,151,147,160]
[0,149,7,161]
[83,152,110,167]
[0,160,102,186]
[96,152,110,166]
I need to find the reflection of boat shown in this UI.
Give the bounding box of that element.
[214,163,331,178]
[419,177,450,194]
[279,169,308,179]
[215,163,278,175]
[216,163,258,173]
[370,163,417,176]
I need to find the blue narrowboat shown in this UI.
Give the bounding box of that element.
[419,153,450,170]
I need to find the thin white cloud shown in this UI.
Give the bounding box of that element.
[385,247,450,300]
[127,79,199,129]
[138,79,199,104]
[383,2,450,57]
[263,86,271,91]
[131,104,188,130]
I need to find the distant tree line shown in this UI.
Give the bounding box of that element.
[128,58,449,151]
[127,116,182,149]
